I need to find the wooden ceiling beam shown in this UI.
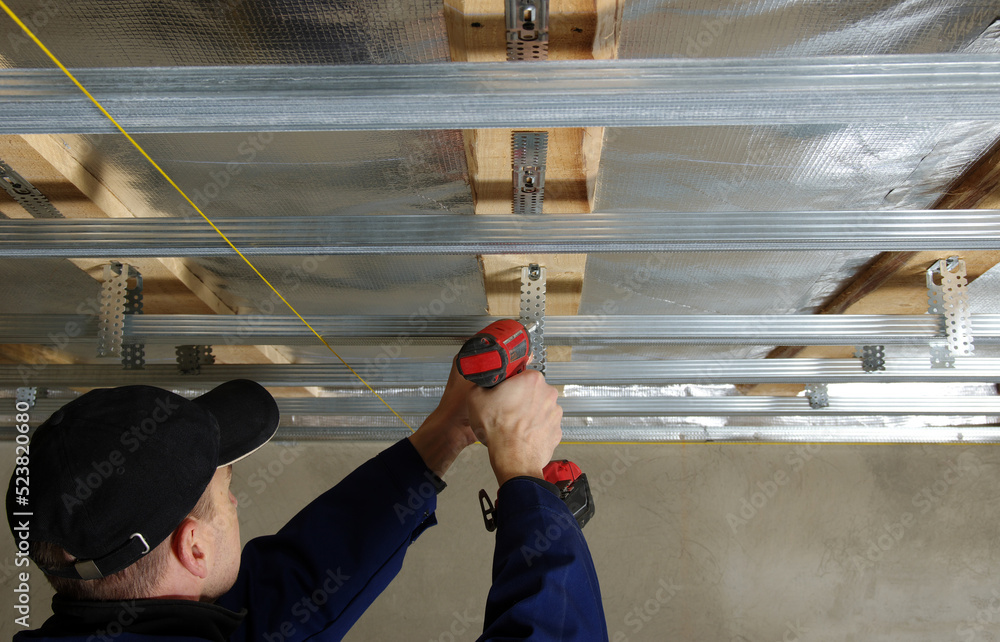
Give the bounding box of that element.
[747,133,1000,396]
[447,1,619,362]
[935,137,1000,210]
[2,134,318,396]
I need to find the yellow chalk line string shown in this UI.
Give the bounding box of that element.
[0,1,413,431]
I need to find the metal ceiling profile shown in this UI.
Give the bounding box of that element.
[4,359,1000,388]
[1,57,1000,133]
[3,210,1000,256]
[6,313,1000,346]
[10,395,1000,422]
[1,0,1000,444]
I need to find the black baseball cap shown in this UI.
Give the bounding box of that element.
[6,380,279,580]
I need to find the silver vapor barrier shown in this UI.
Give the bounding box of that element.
[35,131,475,221]
[2,57,1000,133]
[3,211,1000,257]
[0,0,452,68]
[592,123,1000,214]
[5,314,1000,346]
[617,1,1000,58]
[5,359,1000,388]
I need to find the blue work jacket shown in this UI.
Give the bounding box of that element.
[15,439,608,641]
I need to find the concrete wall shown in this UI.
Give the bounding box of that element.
[3,440,999,641]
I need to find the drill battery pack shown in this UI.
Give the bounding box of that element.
[478,460,595,532]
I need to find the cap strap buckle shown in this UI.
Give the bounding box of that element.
[73,559,103,581]
[131,532,150,555]
[65,532,150,581]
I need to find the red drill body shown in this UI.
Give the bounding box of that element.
[456,318,532,388]
[460,319,595,531]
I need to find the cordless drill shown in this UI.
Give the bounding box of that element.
[457,319,595,531]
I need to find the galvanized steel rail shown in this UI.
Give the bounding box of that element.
[12,396,1000,418]
[0,57,999,133]
[5,314,1000,346]
[5,359,1000,388]
[2,211,1000,256]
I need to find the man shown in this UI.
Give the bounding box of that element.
[7,363,609,640]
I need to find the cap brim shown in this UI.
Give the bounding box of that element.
[194,380,279,466]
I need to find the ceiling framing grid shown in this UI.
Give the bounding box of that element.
[1,1,1000,441]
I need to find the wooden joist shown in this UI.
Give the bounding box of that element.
[0,134,318,396]
[446,1,618,363]
[748,131,1000,396]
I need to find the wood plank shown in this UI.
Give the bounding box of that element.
[935,137,1000,210]
[748,130,1000,396]
[751,208,1000,396]
[6,135,316,395]
[0,344,77,367]
[753,250,1000,395]
[464,127,592,214]
[592,0,622,60]
[447,1,618,363]
[445,0,598,62]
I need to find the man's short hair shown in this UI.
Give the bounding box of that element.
[31,482,217,601]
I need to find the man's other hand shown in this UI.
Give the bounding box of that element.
[408,359,478,477]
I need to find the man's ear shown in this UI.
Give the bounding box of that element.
[171,516,210,579]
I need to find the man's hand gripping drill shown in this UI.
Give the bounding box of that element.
[457,319,595,532]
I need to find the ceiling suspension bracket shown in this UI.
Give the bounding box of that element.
[0,159,62,219]
[506,0,549,61]
[114,262,146,371]
[15,386,36,410]
[521,264,547,374]
[805,383,829,409]
[927,257,974,368]
[855,345,886,372]
[512,131,548,216]
[176,345,215,375]
[97,263,129,358]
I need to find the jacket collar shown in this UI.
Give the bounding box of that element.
[35,594,245,641]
